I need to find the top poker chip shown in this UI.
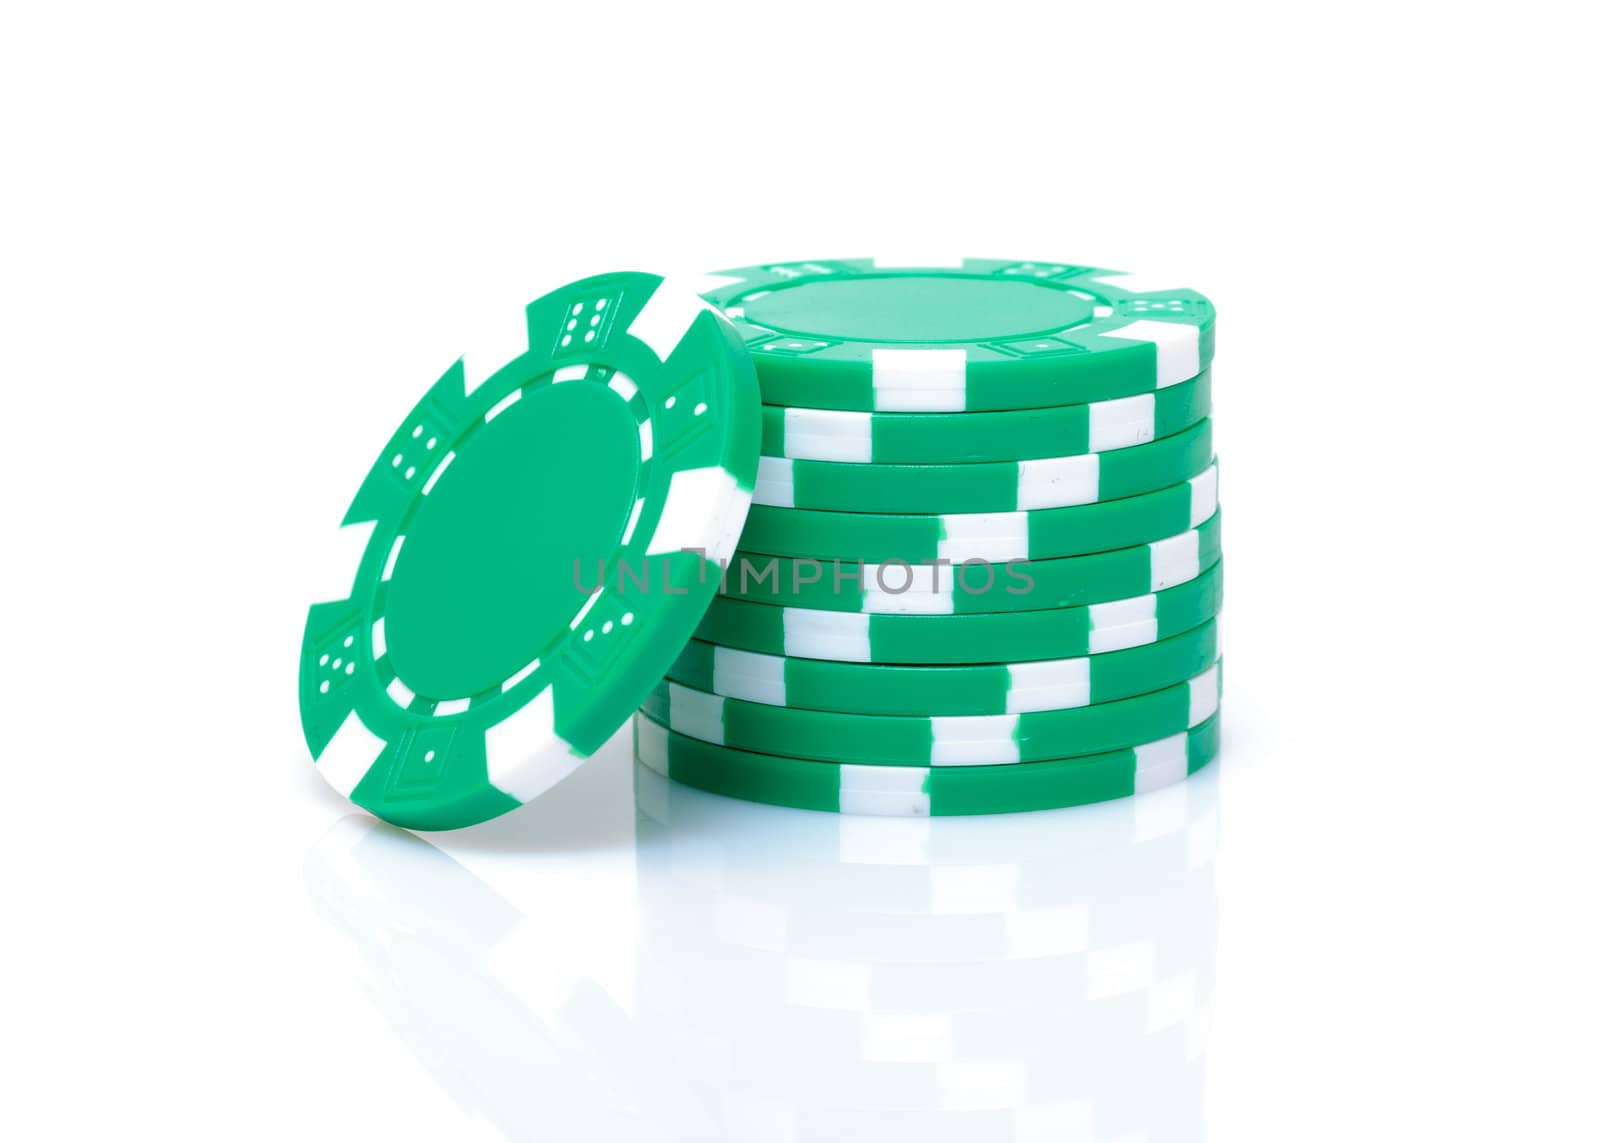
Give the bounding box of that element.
[298,272,761,830]
[701,259,1215,412]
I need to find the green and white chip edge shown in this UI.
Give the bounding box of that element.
[634,711,1212,817]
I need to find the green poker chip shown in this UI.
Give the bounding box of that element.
[297,272,761,830]
[696,559,1224,664]
[762,369,1212,464]
[640,660,1220,766]
[753,417,1212,514]
[634,711,1221,817]
[701,259,1215,412]
[717,514,1220,616]
[669,619,1219,717]
[738,462,1217,562]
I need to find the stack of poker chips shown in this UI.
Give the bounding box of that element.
[636,259,1221,817]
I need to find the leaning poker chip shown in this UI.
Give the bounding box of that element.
[738,462,1217,563]
[640,660,1220,766]
[668,619,1218,717]
[753,417,1212,514]
[719,513,1221,616]
[696,559,1224,664]
[297,272,761,830]
[761,370,1213,465]
[700,259,1215,413]
[634,712,1221,816]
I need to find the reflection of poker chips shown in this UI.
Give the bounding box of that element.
[642,662,1220,767]
[760,369,1212,464]
[634,711,1220,816]
[305,817,721,1139]
[632,746,1221,900]
[701,259,1215,412]
[629,759,1218,1133]
[634,931,1218,1018]
[304,776,1219,1136]
[638,867,1216,966]
[717,514,1221,616]
[633,994,1211,1114]
[296,272,760,830]
[753,418,1213,513]
[633,831,1218,970]
[633,744,1223,938]
[637,979,1215,1092]
[667,620,1219,717]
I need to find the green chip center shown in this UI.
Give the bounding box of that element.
[384,379,639,702]
[739,275,1095,343]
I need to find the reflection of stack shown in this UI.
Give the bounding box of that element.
[302,758,1220,1142]
[303,818,710,1143]
[639,259,1222,817]
[632,760,1220,1141]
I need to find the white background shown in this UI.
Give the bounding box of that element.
[4,2,1598,1139]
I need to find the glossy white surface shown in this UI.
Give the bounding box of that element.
[5,2,1598,1139]
[306,750,1219,1142]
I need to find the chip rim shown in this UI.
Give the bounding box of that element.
[668,618,1220,717]
[703,258,1216,413]
[641,659,1222,766]
[696,559,1224,665]
[634,710,1222,816]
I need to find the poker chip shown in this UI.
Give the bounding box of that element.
[695,561,1223,664]
[640,661,1220,766]
[716,513,1221,616]
[297,272,760,830]
[737,462,1218,562]
[635,711,1221,816]
[760,369,1211,464]
[752,418,1213,513]
[700,259,1215,412]
[666,619,1219,717]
